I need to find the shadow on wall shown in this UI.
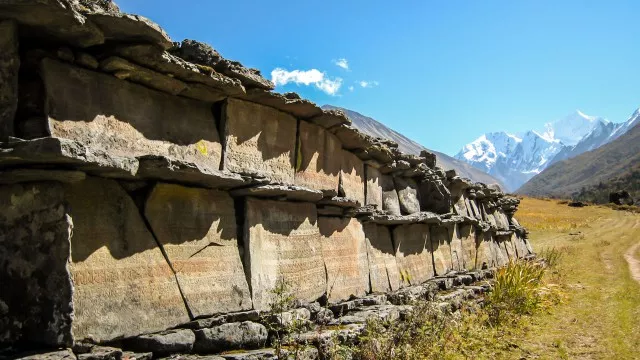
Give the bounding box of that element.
[42,59,221,147]
[66,177,235,262]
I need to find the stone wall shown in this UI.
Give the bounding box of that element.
[0,1,533,356]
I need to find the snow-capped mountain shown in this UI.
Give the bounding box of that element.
[455,109,639,192]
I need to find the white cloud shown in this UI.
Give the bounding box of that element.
[334,58,349,70]
[348,86,355,92]
[359,80,379,88]
[271,68,343,96]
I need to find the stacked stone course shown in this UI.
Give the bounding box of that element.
[0,1,532,358]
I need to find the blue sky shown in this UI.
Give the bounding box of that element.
[117,0,640,155]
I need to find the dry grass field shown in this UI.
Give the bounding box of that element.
[507,197,640,359]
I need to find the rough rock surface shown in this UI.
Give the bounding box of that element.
[66,177,189,342]
[363,224,401,293]
[319,217,370,303]
[294,120,341,195]
[339,150,365,204]
[193,322,268,354]
[365,165,383,208]
[380,175,401,215]
[394,177,421,214]
[223,98,296,183]
[244,198,326,311]
[42,59,223,172]
[144,183,252,318]
[430,226,454,275]
[0,21,18,139]
[393,224,435,286]
[123,329,195,356]
[0,182,73,347]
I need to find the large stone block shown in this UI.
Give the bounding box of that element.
[365,165,383,208]
[475,231,497,269]
[453,195,469,217]
[0,21,19,139]
[393,224,434,287]
[244,198,326,311]
[41,59,222,171]
[458,224,477,271]
[65,177,189,342]
[511,233,529,259]
[493,237,509,266]
[0,182,73,347]
[144,183,252,318]
[364,224,400,293]
[430,226,453,276]
[497,235,516,261]
[447,224,465,271]
[380,175,401,215]
[223,98,296,183]
[319,217,370,303]
[419,179,451,214]
[339,150,365,204]
[494,209,510,230]
[294,120,340,195]
[394,177,420,215]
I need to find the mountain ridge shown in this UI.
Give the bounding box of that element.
[455,108,639,191]
[322,105,507,189]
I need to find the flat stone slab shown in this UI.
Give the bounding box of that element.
[339,149,365,205]
[244,198,326,311]
[363,211,442,225]
[393,224,435,287]
[363,223,400,293]
[317,196,361,208]
[0,137,139,178]
[223,98,296,183]
[41,59,223,173]
[430,226,454,276]
[475,231,497,269]
[458,224,478,271]
[66,177,189,342]
[319,217,370,303]
[137,155,246,189]
[0,21,18,140]
[394,177,421,215]
[447,224,466,271]
[365,165,383,208]
[294,120,341,194]
[145,183,252,318]
[380,174,400,215]
[0,169,85,184]
[230,184,323,202]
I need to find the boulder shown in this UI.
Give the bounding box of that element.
[0,182,73,347]
[380,175,401,215]
[144,184,252,318]
[365,165,383,208]
[393,224,435,286]
[394,177,421,214]
[309,108,351,128]
[11,349,76,360]
[319,217,370,303]
[77,346,122,360]
[222,98,296,183]
[65,177,189,342]
[244,198,326,311]
[0,21,19,139]
[124,329,196,356]
[193,321,268,354]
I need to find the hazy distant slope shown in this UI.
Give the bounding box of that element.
[518,122,640,199]
[322,105,506,189]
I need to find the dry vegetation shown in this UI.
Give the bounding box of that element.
[348,197,640,359]
[510,197,640,359]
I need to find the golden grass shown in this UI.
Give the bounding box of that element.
[503,197,640,359]
[515,197,611,232]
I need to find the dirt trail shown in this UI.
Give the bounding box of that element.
[624,240,640,284]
